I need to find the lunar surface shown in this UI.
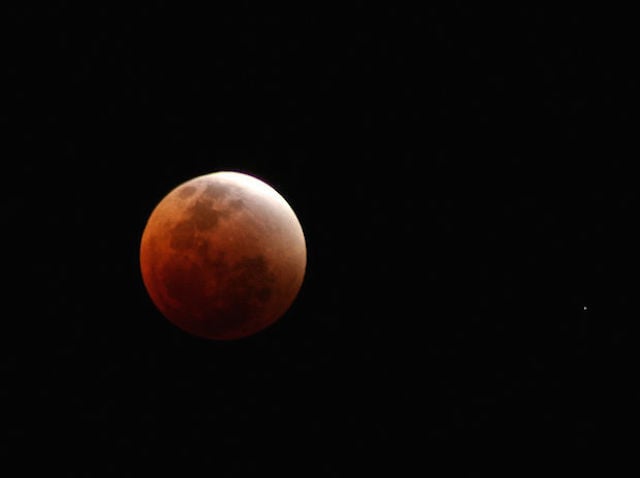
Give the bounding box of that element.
[139,171,306,340]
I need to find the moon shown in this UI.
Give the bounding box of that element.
[139,171,306,340]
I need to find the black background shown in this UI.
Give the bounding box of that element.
[3,3,638,476]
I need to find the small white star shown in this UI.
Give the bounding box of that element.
[583,306,588,311]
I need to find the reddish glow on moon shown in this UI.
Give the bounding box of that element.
[140,171,306,340]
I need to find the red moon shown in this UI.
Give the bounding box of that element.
[140,171,306,340]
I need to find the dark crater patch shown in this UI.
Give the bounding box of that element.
[177,185,197,199]
[228,198,245,211]
[183,183,245,232]
[188,198,226,230]
[202,183,232,199]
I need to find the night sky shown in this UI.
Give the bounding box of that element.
[3,4,638,476]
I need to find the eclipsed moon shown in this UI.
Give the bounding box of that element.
[139,171,306,340]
